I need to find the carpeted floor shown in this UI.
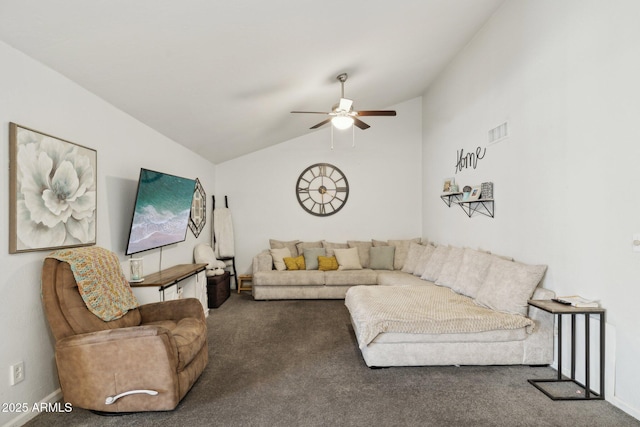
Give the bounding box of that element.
[26,293,639,427]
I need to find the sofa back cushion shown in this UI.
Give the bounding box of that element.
[322,241,349,257]
[401,242,426,274]
[435,246,465,288]
[474,258,547,316]
[348,241,373,268]
[449,248,494,298]
[270,239,300,257]
[420,245,450,282]
[413,244,435,277]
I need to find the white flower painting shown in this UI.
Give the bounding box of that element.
[10,123,97,253]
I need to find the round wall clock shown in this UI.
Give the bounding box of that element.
[296,163,349,217]
[189,178,206,237]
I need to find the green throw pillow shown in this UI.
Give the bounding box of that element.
[369,246,395,270]
[303,248,326,270]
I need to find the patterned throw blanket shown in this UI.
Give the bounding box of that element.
[345,285,534,349]
[47,247,139,321]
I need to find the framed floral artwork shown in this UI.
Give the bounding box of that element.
[9,123,97,253]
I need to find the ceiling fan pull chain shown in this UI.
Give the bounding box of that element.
[331,125,335,150]
[352,125,355,147]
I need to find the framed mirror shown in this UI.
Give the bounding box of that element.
[189,178,206,237]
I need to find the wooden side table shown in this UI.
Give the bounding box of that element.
[527,299,605,400]
[237,274,253,294]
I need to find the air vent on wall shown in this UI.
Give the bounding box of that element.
[488,121,509,145]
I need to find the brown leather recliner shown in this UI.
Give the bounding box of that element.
[41,257,208,413]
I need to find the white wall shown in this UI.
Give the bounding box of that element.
[422,0,640,418]
[0,41,216,426]
[216,97,423,274]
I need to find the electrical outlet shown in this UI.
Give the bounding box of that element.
[10,361,24,385]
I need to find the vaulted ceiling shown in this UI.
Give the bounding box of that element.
[0,0,504,164]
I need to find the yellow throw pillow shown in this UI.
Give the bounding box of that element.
[284,255,306,270]
[318,255,339,271]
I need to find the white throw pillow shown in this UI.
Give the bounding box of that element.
[420,245,450,282]
[386,238,421,270]
[334,247,363,270]
[194,244,227,270]
[450,248,495,298]
[435,246,465,288]
[270,247,292,271]
[401,242,426,274]
[475,258,547,316]
[413,244,435,277]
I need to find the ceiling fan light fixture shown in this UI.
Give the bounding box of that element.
[331,115,354,130]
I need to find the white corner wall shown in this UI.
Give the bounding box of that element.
[422,0,640,418]
[0,41,216,426]
[215,97,423,274]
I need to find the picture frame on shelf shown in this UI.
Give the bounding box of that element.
[468,186,482,201]
[442,177,455,193]
[9,123,97,253]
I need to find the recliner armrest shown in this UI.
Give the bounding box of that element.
[139,298,205,323]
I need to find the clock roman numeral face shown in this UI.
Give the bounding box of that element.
[295,163,349,217]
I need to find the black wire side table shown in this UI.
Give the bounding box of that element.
[527,299,605,400]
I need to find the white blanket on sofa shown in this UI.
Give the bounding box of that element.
[345,285,534,349]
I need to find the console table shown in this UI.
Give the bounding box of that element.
[130,263,207,309]
[527,299,605,400]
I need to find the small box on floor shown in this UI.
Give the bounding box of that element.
[207,271,230,308]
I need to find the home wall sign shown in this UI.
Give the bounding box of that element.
[455,146,486,174]
[296,163,349,217]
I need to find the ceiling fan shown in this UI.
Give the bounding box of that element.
[291,73,396,130]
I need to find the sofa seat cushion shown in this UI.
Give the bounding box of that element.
[254,270,325,286]
[324,269,377,286]
[145,317,206,371]
[376,271,433,286]
[369,327,529,345]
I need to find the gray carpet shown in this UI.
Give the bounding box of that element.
[26,293,639,427]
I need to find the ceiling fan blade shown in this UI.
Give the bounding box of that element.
[291,111,330,114]
[355,110,397,116]
[353,117,370,130]
[310,118,332,129]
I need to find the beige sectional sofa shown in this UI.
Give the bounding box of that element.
[252,238,555,367]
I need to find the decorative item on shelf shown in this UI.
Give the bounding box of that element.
[442,177,455,193]
[130,258,144,282]
[462,185,472,201]
[481,182,494,199]
[469,186,482,201]
[450,183,459,193]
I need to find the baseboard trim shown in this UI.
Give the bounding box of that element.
[1,388,63,427]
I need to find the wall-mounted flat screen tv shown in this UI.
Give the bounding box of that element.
[125,168,196,255]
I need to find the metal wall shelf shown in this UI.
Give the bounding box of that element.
[440,192,462,207]
[454,199,494,218]
[440,193,495,218]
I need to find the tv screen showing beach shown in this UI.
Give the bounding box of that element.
[125,169,196,255]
